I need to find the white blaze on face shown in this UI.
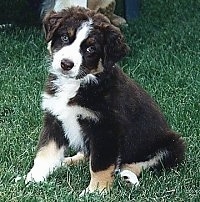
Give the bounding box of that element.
[51,20,93,78]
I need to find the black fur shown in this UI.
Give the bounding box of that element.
[67,67,185,172]
[37,112,67,150]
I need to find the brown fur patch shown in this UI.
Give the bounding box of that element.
[90,60,104,74]
[86,37,95,46]
[67,27,75,38]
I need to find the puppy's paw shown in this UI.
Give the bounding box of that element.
[62,157,74,165]
[25,168,47,184]
[62,152,86,166]
[120,170,139,186]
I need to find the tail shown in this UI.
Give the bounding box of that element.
[151,131,186,171]
[161,132,186,168]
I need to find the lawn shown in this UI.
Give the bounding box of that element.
[0,0,199,201]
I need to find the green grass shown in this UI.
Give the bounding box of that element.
[0,0,199,201]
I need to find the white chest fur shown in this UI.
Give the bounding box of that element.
[41,78,98,150]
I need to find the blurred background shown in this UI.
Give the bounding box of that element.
[0,0,127,26]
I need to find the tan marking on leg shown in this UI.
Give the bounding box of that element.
[62,152,87,166]
[121,163,142,176]
[25,140,64,183]
[84,164,115,194]
[36,140,64,160]
[36,140,63,160]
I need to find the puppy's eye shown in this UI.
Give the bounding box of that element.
[61,35,69,43]
[86,46,96,54]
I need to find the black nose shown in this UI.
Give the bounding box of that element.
[61,59,74,71]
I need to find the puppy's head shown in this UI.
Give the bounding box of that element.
[43,7,129,79]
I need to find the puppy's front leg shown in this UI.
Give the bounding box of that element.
[25,113,66,183]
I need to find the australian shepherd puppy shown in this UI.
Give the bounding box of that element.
[25,7,185,195]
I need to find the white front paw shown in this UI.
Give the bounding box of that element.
[25,168,47,184]
[120,170,139,186]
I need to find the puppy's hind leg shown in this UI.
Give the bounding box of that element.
[62,152,87,166]
[120,163,142,186]
[25,113,66,183]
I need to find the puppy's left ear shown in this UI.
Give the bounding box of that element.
[43,11,63,42]
[103,25,130,67]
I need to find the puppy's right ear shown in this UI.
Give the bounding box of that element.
[43,11,63,42]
